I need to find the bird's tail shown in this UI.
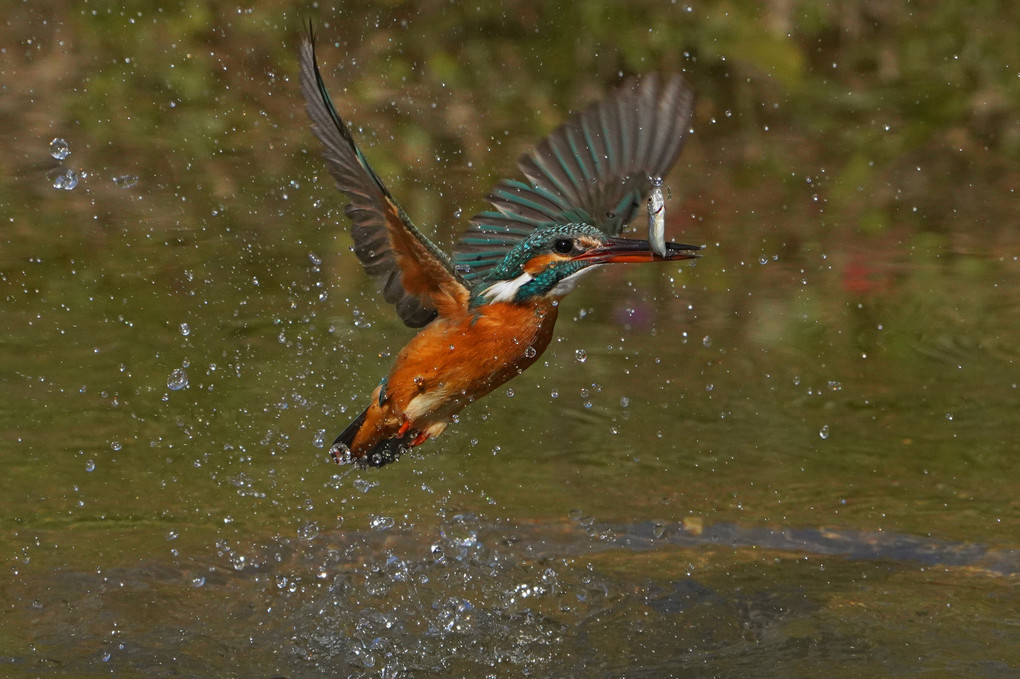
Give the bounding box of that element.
[328,407,412,468]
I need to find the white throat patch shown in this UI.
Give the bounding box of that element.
[480,271,533,303]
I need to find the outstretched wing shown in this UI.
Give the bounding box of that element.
[299,31,469,326]
[453,74,695,281]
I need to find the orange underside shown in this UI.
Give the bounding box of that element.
[347,299,559,458]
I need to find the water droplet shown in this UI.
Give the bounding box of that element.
[575,349,587,363]
[505,388,514,397]
[370,515,395,531]
[330,442,355,465]
[297,521,319,541]
[167,368,189,390]
[308,252,322,266]
[47,167,78,190]
[85,459,96,472]
[524,346,537,359]
[620,396,630,408]
[702,335,712,347]
[49,138,70,160]
[819,425,830,439]
[112,174,138,189]
[353,478,378,494]
[179,323,190,337]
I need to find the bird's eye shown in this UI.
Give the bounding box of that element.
[553,238,573,254]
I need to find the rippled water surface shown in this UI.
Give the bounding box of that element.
[2,3,1018,677]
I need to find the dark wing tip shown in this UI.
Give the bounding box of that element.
[300,31,467,326]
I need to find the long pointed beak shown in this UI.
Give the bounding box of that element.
[574,237,701,264]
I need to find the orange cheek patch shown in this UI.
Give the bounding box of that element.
[522,253,567,275]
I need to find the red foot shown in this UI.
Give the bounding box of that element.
[396,417,430,447]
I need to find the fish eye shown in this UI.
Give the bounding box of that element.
[553,238,573,254]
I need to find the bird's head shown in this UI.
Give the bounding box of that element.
[474,224,700,305]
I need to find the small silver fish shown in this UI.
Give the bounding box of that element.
[647,176,666,258]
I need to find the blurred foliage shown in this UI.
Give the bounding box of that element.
[1,0,1016,244]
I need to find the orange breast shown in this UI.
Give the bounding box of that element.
[386,300,559,425]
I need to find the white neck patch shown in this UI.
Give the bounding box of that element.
[480,271,533,303]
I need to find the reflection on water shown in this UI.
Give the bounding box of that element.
[9,512,1019,676]
[1,1,1018,677]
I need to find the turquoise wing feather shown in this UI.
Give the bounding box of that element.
[453,74,695,282]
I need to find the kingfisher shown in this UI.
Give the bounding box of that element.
[299,31,701,467]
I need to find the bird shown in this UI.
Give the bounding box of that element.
[299,30,701,467]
